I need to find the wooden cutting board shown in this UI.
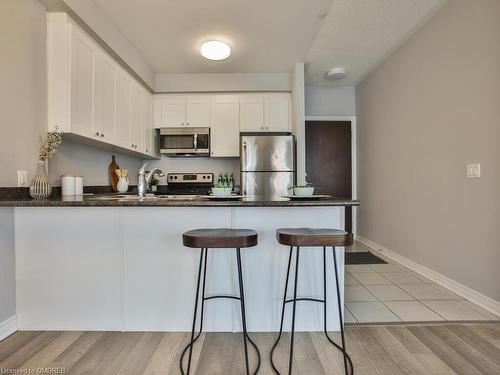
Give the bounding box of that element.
[108,155,120,192]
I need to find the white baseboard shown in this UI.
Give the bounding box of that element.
[356,235,500,317]
[0,315,17,341]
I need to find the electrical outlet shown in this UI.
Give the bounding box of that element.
[17,170,29,187]
[466,163,480,178]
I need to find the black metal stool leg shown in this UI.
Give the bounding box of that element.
[236,248,261,375]
[332,246,352,375]
[270,246,294,374]
[181,248,206,375]
[236,248,251,375]
[288,246,300,375]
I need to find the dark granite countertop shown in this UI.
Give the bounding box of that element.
[0,192,359,208]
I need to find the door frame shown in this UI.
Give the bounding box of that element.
[305,116,357,235]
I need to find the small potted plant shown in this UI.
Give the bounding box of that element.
[212,182,232,198]
[149,175,160,193]
[290,183,315,197]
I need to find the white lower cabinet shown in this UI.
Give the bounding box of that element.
[210,96,239,157]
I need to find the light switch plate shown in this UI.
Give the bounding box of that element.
[466,163,480,178]
[18,170,29,187]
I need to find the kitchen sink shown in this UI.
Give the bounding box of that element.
[86,194,202,201]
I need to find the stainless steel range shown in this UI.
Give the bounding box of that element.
[165,173,214,196]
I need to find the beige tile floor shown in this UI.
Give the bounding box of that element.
[344,241,500,323]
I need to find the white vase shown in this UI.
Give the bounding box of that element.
[117,177,129,193]
[30,160,52,199]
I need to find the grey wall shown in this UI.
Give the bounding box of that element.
[305,86,355,117]
[0,0,47,187]
[356,0,500,301]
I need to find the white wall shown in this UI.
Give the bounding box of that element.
[155,73,291,93]
[356,0,500,302]
[0,209,15,324]
[305,86,356,117]
[49,142,143,186]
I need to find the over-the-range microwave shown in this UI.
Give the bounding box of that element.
[159,127,210,157]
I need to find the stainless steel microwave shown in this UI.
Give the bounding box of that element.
[159,127,210,157]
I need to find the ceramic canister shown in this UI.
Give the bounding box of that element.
[61,175,76,196]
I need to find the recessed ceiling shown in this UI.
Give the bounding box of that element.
[92,0,333,74]
[89,0,447,85]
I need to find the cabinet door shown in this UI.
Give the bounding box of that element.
[116,72,131,148]
[211,96,240,157]
[265,95,290,132]
[186,97,210,127]
[94,53,116,143]
[162,97,186,127]
[143,92,153,155]
[70,26,95,137]
[239,96,264,132]
[130,85,144,151]
[153,98,162,128]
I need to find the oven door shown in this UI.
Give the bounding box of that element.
[159,127,210,156]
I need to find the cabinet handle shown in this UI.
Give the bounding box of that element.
[181,122,184,126]
[266,126,269,130]
[186,122,189,126]
[260,126,264,130]
[100,133,104,138]
[95,131,100,136]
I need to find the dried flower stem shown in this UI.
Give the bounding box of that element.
[39,128,63,161]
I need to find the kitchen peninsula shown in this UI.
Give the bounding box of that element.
[1,195,358,333]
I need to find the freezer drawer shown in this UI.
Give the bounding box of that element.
[241,172,294,197]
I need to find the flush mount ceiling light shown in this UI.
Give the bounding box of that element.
[326,67,347,81]
[200,40,231,60]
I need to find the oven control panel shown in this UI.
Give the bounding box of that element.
[167,173,213,184]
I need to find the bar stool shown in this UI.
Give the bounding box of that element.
[180,228,261,375]
[270,228,354,375]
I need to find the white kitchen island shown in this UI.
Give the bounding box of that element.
[12,200,356,333]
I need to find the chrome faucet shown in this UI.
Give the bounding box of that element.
[138,163,164,197]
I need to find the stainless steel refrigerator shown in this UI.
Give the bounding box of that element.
[240,134,295,197]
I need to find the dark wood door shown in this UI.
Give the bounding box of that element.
[305,120,352,231]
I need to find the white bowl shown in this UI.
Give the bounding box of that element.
[293,187,315,197]
[212,187,232,198]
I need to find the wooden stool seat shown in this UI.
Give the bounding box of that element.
[276,228,353,247]
[183,228,258,249]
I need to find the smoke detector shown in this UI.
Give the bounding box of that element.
[326,67,347,81]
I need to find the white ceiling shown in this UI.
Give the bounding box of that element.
[305,0,447,86]
[92,0,333,74]
[90,0,447,85]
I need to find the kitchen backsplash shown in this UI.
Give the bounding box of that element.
[147,156,240,185]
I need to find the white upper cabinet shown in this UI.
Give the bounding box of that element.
[265,95,291,132]
[186,97,210,127]
[210,96,239,157]
[130,85,144,152]
[142,93,153,155]
[115,71,132,149]
[239,94,290,132]
[94,53,116,143]
[70,25,95,137]
[162,97,186,127]
[240,96,264,132]
[47,13,155,158]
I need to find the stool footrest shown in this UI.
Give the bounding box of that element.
[204,294,241,301]
[285,297,325,304]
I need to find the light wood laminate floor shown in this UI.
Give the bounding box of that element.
[1,324,500,374]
